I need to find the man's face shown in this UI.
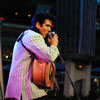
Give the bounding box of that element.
[38,19,52,38]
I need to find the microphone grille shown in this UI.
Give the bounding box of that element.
[48,31,55,39]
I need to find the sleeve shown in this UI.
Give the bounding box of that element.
[22,32,59,62]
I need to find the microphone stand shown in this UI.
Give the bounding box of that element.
[48,32,81,100]
[58,47,81,100]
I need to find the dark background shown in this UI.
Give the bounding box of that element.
[0,0,100,67]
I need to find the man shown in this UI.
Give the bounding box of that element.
[5,13,59,100]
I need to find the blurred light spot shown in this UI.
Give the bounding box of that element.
[94,78,98,82]
[28,14,31,17]
[15,12,18,16]
[0,17,4,20]
[5,55,8,59]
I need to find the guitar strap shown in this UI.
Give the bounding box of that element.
[17,32,41,63]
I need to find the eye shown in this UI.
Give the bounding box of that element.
[46,24,51,27]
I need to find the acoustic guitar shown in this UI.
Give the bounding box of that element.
[33,58,59,90]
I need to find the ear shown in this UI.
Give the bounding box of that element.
[36,22,41,29]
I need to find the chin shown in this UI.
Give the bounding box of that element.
[43,36,46,38]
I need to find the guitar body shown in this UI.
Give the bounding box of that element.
[33,59,56,90]
[45,62,56,90]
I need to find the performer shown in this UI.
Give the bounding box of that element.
[5,13,59,100]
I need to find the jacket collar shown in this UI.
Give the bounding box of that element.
[29,26,40,34]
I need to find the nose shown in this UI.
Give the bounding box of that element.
[48,27,51,32]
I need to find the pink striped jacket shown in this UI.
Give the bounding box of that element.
[5,30,59,100]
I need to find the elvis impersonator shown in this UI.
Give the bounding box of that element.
[5,13,59,100]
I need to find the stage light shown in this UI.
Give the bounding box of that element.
[15,12,18,15]
[28,14,31,17]
[94,78,98,82]
[75,64,85,71]
[0,17,4,21]
[51,25,54,27]
[5,55,8,59]
[78,65,83,69]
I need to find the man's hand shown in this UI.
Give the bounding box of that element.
[48,34,59,46]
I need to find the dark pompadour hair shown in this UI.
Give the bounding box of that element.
[31,13,55,27]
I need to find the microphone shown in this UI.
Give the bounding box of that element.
[48,31,55,39]
[48,31,60,50]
